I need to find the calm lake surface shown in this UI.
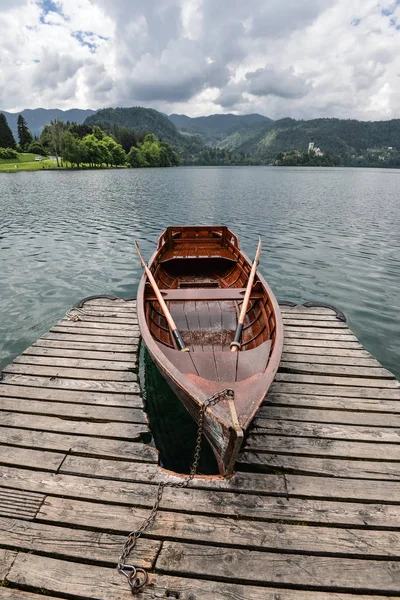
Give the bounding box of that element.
[0,166,399,379]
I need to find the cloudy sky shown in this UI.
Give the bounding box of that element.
[1,0,399,119]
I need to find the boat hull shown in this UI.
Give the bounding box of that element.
[137,226,283,476]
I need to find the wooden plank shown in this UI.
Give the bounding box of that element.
[1,373,141,394]
[275,373,400,388]
[284,327,356,337]
[1,575,395,600]
[0,445,65,472]
[280,307,337,315]
[280,361,394,378]
[59,318,139,331]
[38,495,400,558]
[251,420,400,443]
[244,434,400,461]
[282,319,348,328]
[256,406,400,427]
[83,298,136,307]
[282,351,378,366]
[0,488,44,520]
[42,331,139,344]
[0,383,142,407]
[270,381,400,399]
[14,355,137,371]
[0,412,147,439]
[0,398,147,423]
[280,338,363,348]
[0,590,62,600]
[3,363,138,382]
[265,392,400,413]
[67,314,139,324]
[156,541,400,591]
[282,344,371,357]
[0,516,159,567]
[281,313,341,321]
[0,549,17,580]
[34,338,138,352]
[238,453,400,481]
[24,346,137,362]
[3,466,400,522]
[0,427,158,461]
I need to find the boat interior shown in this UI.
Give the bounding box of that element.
[144,226,277,382]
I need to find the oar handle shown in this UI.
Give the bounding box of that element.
[135,241,189,352]
[231,236,262,352]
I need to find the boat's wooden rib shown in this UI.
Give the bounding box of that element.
[137,226,283,475]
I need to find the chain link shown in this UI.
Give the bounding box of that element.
[117,388,234,594]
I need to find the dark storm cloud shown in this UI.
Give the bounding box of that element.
[246,66,312,99]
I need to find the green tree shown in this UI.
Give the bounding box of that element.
[17,114,33,150]
[27,140,47,156]
[127,146,148,167]
[42,118,64,166]
[0,113,16,149]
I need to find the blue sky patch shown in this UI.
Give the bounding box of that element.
[351,17,361,26]
[72,31,98,52]
[38,0,64,24]
[33,59,40,63]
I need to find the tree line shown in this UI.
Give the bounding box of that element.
[0,113,180,168]
[274,149,341,167]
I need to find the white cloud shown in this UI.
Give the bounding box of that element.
[0,0,399,120]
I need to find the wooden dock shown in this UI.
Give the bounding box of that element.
[1,296,400,599]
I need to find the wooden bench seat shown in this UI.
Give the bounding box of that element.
[145,288,264,302]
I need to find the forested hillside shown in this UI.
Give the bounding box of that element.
[85,107,204,159]
[168,113,272,145]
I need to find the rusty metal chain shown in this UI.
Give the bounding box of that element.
[117,388,234,595]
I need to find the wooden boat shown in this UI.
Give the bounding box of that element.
[137,226,284,476]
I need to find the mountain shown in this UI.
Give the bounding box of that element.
[216,117,400,163]
[168,113,272,145]
[1,108,95,139]
[85,107,205,157]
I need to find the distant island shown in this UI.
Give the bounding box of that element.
[1,106,400,170]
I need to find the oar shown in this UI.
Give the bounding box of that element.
[230,236,262,352]
[135,241,189,352]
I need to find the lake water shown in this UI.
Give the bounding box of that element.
[0,166,399,380]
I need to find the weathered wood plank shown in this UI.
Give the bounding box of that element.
[3,363,138,382]
[270,381,400,399]
[282,344,371,357]
[38,495,400,558]
[280,307,337,315]
[66,314,138,325]
[280,361,394,378]
[244,434,400,461]
[265,392,400,413]
[0,488,44,520]
[0,549,17,580]
[0,427,158,461]
[0,398,147,423]
[284,331,358,340]
[58,318,139,332]
[83,298,136,307]
[1,373,141,394]
[0,383,142,406]
[0,445,65,472]
[256,406,400,427]
[42,331,139,344]
[3,466,400,524]
[281,338,364,348]
[281,313,341,320]
[35,338,138,352]
[275,373,400,388]
[282,319,348,328]
[157,541,400,591]
[23,346,137,362]
[282,352,380,366]
[251,420,400,443]
[14,355,137,371]
[0,590,62,600]
[1,575,395,600]
[0,516,159,567]
[0,412,147,439]
[238,453,400,481]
